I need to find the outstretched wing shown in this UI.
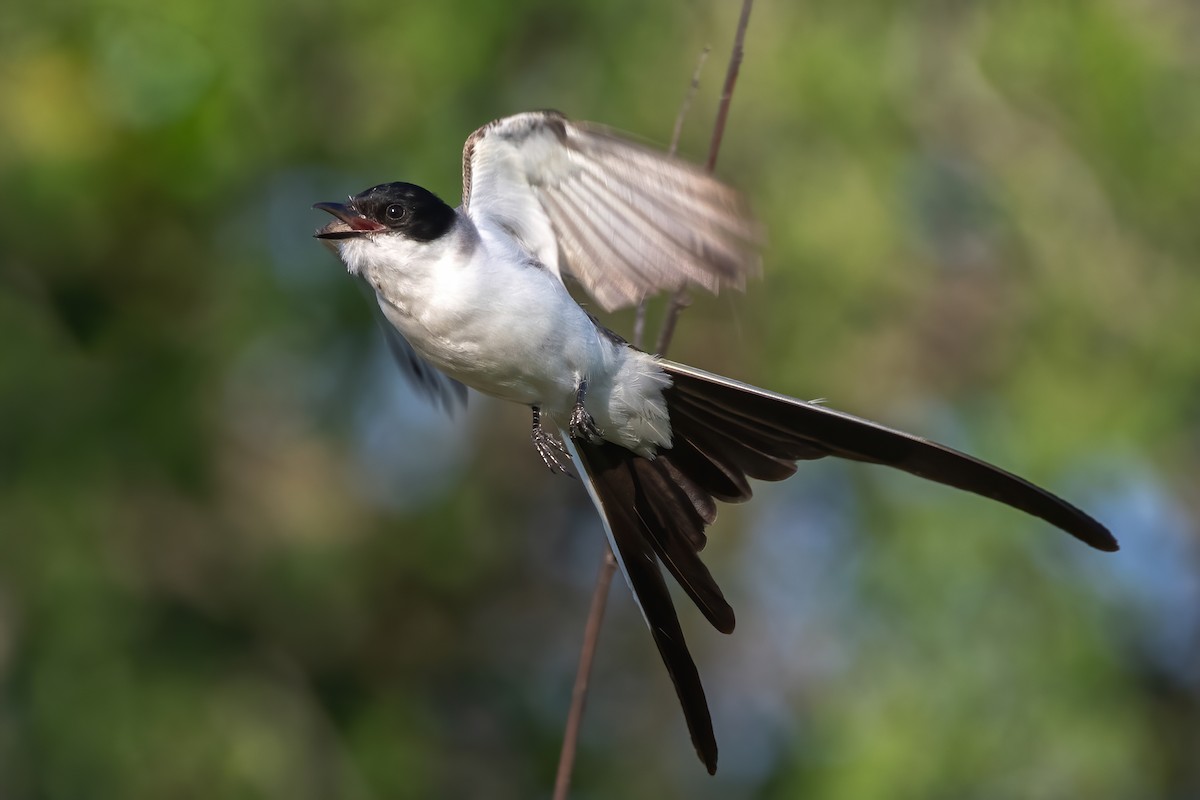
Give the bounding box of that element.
[461,111,762,312]
[377,314,468,413]
[362,280,467,414]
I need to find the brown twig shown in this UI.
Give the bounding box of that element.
[631,295,649,352]
[653,290,692,356]
[632,45,711,351]
[551,547,617,800]
[553,4,753,795]
[706,0,753,175]
[672,46,712,158]
[555,50,708,791]
[656,0,754,357]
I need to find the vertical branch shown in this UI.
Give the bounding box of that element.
[555,51,710,799]
[705,0,753,174]
[631,297,649,352]
[632,45,711,352]
[653,291,691,356]
[551,547,617,800]
[671,46,712,158]
[553,3,753,796]
[656,0,754,357]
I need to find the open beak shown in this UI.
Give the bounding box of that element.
[313,201,387,240]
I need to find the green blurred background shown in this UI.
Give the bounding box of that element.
[3,0,1198,797]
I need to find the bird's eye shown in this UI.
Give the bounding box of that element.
[385,203,406,221]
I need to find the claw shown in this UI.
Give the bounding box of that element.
[531,407,574,477]
[569,405,603,442]
[568,379,604,443]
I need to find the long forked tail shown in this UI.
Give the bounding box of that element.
[567,359,1117,774]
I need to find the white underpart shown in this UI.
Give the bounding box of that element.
[333,211,673,457]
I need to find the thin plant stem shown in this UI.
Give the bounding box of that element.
[706,0,753,174]
[672,46,712,158]
[553,4,754,795]
[656,0,754,356]
[551,548,618,800]
[632,45,711,351]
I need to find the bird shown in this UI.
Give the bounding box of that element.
[312,110,1118,774]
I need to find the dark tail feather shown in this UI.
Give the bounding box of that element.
[570,439,723,774]
[567,360,1116,774]
[659,360,1118,552]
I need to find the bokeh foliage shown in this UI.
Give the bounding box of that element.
[1,0,1197,797]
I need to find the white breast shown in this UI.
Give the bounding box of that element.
[346,214,673,455]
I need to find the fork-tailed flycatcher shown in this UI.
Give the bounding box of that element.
[313,110,1117,774]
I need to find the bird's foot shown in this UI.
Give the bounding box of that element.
[531,407,574,477]
[569,406,603,442]
[568,380,604,443]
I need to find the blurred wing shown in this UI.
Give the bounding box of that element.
[461,111,762,312]
[363,282,467,414]
[378,318,468,414]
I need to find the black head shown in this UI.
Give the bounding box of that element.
[314,182,456,242]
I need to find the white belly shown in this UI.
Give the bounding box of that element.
[377,260,606,413]
[362,222,673,455]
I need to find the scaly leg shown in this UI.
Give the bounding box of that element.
[531,406,573,476]
[569,379,603,443]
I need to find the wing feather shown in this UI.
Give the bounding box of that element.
[568,166,749,287]
[462,111,762,312]
[358,279,468,413]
